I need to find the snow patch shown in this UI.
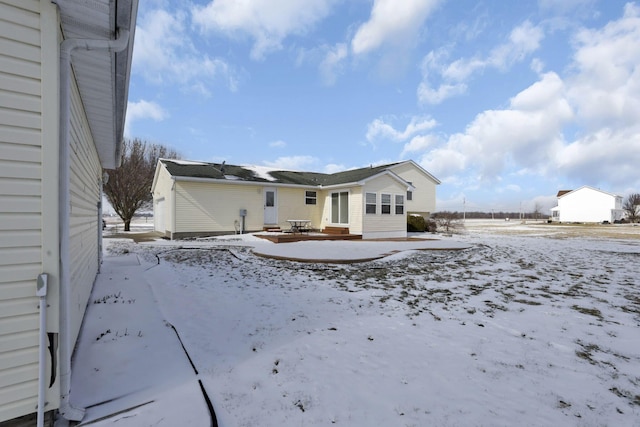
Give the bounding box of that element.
[243,165,278,181]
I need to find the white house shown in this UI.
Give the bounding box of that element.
[550,186,624,223]
[0,1,138,424]
[151,159,440,240]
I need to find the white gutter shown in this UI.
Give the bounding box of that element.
[58,27,130,422]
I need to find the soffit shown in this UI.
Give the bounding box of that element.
[57,0,137,169]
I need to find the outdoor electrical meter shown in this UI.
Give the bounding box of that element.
[239,209,247,217]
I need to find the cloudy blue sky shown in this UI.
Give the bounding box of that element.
[125,0,640,213]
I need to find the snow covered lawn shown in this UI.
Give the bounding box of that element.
[78,225,640,426]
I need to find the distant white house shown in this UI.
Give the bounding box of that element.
[151,159,440,239]
[550,186,624,223]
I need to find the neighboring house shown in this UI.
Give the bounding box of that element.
[549,186,624,223]
[0,1,137,425]
[152,159,440,239]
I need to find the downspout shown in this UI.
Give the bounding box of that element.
[172,178,176,239]
[36,274,48,427]
[58,27,130,422]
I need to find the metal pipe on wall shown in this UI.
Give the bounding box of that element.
[55,8,130,419]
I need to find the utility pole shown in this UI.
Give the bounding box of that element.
[463,197,466,223]
[519,202,522,221]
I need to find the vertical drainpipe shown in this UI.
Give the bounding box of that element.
[36,274,48,427]
[57,27,130,422]
[172,178,176,239]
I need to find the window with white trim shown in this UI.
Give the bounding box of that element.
[365,192,376,214]
[407,190,413,201]
[395,194,404,214]
[305,190,317,205]
[381,193,391,214]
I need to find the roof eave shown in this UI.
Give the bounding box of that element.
[174,176,319,189]
[57,0,139,169]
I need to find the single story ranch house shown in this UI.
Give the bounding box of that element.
[152,159,440,239]
[550,186,624,223]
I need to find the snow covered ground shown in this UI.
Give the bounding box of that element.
[71,221,640,426]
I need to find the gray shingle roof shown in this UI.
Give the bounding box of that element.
[161,160,402,187]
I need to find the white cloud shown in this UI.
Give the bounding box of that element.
[555,128,640,188]
[269,140,287,148]
[351,0,441,56]
[133,7,236,95]
[263,155,318,170]
[419,5,640,192]
[567,3,640,130]
[418,144,469,182]
[401,134,439,157]
[366,116,438,143]
[319,43,348,86]
[124,99,169,138]
[323,163,347,174]
[192,0,335,60]
[553,3,640,187]
[417,81,467,105]
[488,21,544,70]
[419,72,572,182]
[418,21,544,104]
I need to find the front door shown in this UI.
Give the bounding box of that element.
[264,188,277,224]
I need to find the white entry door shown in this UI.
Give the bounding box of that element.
[154,198,165,232]
[264,188,277,224]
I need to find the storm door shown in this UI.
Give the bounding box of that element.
[264,188,277,224]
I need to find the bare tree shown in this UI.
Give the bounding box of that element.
[532,202,542,221]
[104,138,179,231]
[623,193,640,223]
[432,211,464,233]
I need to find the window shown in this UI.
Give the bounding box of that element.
[331,191,349,224]
[381,193,391,214]
[395,194,404,214]
[407,190,413,201]
[265,190,275,207]
[305,190,317,205]
[365,192,377,214]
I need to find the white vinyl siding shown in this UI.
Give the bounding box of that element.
[278,188,321,229]
[389,162,438,216]
[0,0,49,422]
[162,178,329,237]
[174,181,265,235]
[348,188,363,234]
[361,175,407,239]
[556,187,624,223]
[152,165,175,235]
[67,74,101,347]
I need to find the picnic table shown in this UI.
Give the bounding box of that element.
[287,219,311,234]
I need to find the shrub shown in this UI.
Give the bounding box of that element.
[407,215,426,232]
